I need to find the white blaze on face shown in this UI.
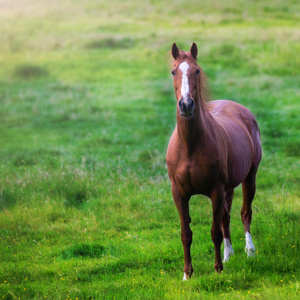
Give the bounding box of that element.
[179,62,190,99]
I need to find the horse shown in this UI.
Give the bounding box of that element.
[166,43,262,280]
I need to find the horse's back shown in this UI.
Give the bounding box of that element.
[208,100,255,123]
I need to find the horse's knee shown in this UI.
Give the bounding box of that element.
[241,208,252,224]
[211,226,223,246]
[241,207,251,217]
[181,229,193,247]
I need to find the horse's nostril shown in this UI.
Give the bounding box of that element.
[178,99,184,110]
[189,99,195,110]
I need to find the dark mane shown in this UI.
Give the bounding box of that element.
[198,65,209,106]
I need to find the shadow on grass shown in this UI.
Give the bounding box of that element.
[0,189,17,210]
[60,243,106,260]
[85,37,136,50]
[13,64,49,80]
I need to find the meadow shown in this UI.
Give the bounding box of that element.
[0,0,299,299]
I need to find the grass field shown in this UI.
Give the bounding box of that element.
[0,0,299,299]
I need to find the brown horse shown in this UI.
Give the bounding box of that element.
[166,43,262,280]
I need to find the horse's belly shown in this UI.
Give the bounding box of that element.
[224,120,255,187]
[227,147,253,188]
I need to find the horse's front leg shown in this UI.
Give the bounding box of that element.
[211,186,225,272]
[172,184,193,280]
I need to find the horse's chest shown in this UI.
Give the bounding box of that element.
[174,163,214,197]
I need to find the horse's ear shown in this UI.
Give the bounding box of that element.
[190,42,198,60]
[172,43,179,60]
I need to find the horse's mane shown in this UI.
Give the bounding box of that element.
[198,65,210,107]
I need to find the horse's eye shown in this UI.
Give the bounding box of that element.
[195,69,200,75]
[171,70,176,76]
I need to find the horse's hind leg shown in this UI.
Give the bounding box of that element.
[241,166,258,257]
[222,189,234,262]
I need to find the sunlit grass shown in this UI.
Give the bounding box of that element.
[0,0,299,299]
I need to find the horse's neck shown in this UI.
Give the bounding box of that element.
[177,100,211,151]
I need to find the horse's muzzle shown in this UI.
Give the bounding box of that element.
[178,98,195,117]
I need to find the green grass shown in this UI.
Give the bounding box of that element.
[0,0,299,299]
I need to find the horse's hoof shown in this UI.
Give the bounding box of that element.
[183,273,188,281]
[223,238,234,262]
[245,232,255,258]
[183,265,193,280]
[214,263,223,273]
[245,247,255,258]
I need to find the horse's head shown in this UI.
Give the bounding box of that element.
[171,43,200,117]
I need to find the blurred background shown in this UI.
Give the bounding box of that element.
[0,0,299,298]
[0,0,299,168]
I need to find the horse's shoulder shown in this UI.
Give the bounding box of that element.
[166,127,181,162]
